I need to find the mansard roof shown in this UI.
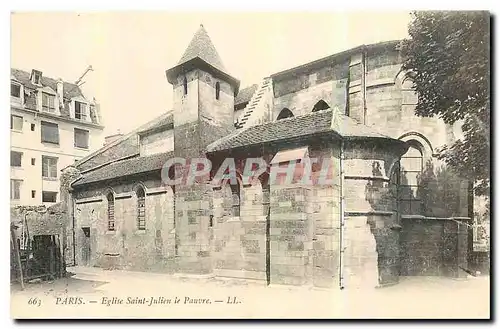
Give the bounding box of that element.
[206,109,402,152]
[11,68,84,99]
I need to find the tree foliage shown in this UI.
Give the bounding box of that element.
[400,11,490,198]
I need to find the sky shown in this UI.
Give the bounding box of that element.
[11,11,412,137]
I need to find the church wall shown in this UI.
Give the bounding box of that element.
[172,71,200,127]
[212,181,268,281]
[198,70,234,129]
[400,218,469,277]
[73,178,176,272]
[342,141,402,287]
[272,62,349,119]
[140,128,174,156]
[308,147,341,288]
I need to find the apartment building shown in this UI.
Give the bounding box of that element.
[10,68,104,206]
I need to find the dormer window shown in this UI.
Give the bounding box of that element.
[41,92,56,113]
[31,70,42,85]
[11,83,21,98]
[75,101,87,121]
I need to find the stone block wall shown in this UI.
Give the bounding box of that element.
[272,62,349,118]
[269,185,310,286]
[213,180,268,280]
[401,218,469,277]
[212,181,267,281]
[174,182,212,274]
[73,178,176,272]
[310,185,341,288]
[342,141,403,288]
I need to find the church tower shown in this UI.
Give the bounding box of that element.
[166,24,240,157]
[165,25,240,274]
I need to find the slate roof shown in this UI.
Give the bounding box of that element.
[235,84,258,107]
[11,68,84,99]
[73,151,174,187]
[177,24,227,74]
[207,109,395,152]
[138,113,174,135]
[73,112,174,172]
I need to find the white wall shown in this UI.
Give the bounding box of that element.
[10,107,104,206]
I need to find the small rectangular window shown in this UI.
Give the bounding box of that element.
[74,128,89,149]
[42,93,56,113]
[41,121,59,144]
[11,84,21,98]
[11,151,22,167]
[42,191,57,203]
[31,158,36,166]
[31,190,36,198]
[10,179,22,200]
[11,115,23,131]
[31,123,35,131]
[42,156,58,178]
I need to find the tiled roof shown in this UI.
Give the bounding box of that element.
[73,112,173,172]
[11,68,84,99]
[177,25,228,75]
[73,151,174,187]
[207,109,394,152]
[138,113,174,135]
[235,84,258,106]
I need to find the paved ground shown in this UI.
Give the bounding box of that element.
[11,266,490,319]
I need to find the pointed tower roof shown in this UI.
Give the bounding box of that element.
[166,24,240,93]
[177,24,227,73]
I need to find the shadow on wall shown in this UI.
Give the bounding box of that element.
[363,160,470,283]
[416,161,469,218]
[365,159,470,219]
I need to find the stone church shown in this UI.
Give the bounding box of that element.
[62,25,471,289]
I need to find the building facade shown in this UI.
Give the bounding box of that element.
[64,26,472,288]
[10,68,104,206]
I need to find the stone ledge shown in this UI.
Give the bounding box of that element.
[344,175,390,182]
[401,215,472,221]
[345,211,394,217]
[366,78,396,89]
[75,196,103,204]
[213,269,267,281]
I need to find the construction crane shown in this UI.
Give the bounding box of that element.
[75,65,94,86]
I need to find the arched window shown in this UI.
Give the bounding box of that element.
[215,82,220,100]
[276,108,294,120]
[398,142,424,215]
[106,192,115,231]
[183,77,188,95]
[312,100,330,112]
[136,186,146,230]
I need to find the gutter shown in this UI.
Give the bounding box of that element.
[339,138,346,289]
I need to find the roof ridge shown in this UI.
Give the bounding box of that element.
[11,68,79,88]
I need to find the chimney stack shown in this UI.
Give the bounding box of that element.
[56,78,64,110]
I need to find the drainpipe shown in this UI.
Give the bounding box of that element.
[361,47,367,125]
[72,197,76,266]
[339,138,346,289]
